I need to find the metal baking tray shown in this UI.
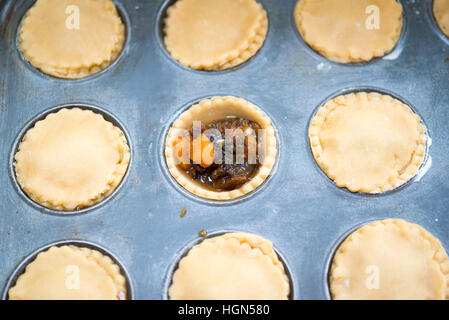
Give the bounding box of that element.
[1,0,448,300]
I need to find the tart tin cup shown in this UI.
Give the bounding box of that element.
[158,94,280,207]
[14,0,131,82]
[155,0,270,74]
[291,0,408,66]
[427,0,449,47]
[162,230,297,300]
[322,217,446,300]
[9,102,133,216]
[1,239,135,300]
[306,86,431,198]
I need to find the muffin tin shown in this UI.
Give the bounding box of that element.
[0,0,448,300]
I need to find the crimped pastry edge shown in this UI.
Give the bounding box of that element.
[308,91,427,194]
[329,219,449,300]
[8,245,127,300]
[163,0,268,70]
[19,0,126,79]
[165,96,277,201]
[294,0,403,63]
[168,232,291,300]
[14,108,131,211]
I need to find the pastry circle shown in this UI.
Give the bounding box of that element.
[434,0,449,39]
[309,92,426,193]
[14,108,131,211]
[163,0,268,70]
[8,245,127,300]
[294,0,403,63]
[165,96,277,201]
[19,0,125,79]
[329,219,449,300]
[168,232,290,300]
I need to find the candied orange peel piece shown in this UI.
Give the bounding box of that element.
[174,134,215,168]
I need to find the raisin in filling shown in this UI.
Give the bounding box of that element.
[178,118,262,191]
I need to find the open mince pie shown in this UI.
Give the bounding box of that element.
[163,0,268,70]
[8,245,127,300]
[168,232,290,300]
[329,219,449,300]
[434,0,449,39]
[165,96,277,200]
[14,108,130,211]
[19,0,125,79]
[294,0,403,63]
[309,92,426,193]
[174,118,262,191]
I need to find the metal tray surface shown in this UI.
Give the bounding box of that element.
[0,0,448,300]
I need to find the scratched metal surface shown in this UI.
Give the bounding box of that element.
[0,0,448,300]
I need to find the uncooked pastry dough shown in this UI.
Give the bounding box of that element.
[294,0,403,63]
[165,96,277,200]
[330,219,449,300]
[14,108,130,211]
[309,92,426,193]
[164,0,268,70]
[19,0,125,79]
[8,245,127,300]
[169,232,290,300]
[434,0,449,39]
